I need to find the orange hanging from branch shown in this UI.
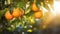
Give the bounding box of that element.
[12,8,22,18]
[5,11,13,20]
[34,10,42,18]
[31,0,39,12]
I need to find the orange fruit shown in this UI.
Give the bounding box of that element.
[20,9,24,15]
[34,10,42,18]
[5,11,13,20]
[31,2,39,12]
[12,8,22,18]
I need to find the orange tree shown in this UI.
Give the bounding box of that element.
[0,0,53,33]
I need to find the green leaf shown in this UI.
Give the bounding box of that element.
[17,2,25,8]
[25,11,34,17]
[0,9,6,18]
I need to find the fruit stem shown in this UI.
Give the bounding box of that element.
[34,0,36,3]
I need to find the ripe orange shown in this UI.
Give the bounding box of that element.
[34,10,42,18]
[31,2,39,12]
[12,8,22,18]
[5,11,13,20]
[20,9,24,15]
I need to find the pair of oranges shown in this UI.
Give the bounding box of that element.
[5,8,23,20]
[31,1,42,18]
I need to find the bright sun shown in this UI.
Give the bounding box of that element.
[54,0,60,14]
